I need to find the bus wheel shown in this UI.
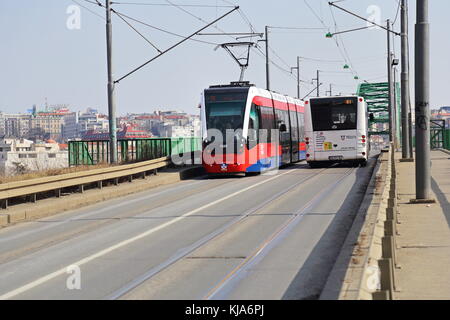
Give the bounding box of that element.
[309,162,319,168]
[360,160,367,167]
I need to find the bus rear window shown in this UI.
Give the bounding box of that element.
[310,98,357,131]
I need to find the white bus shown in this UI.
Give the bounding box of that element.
[304,96,370,167]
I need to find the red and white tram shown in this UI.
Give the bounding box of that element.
[201,82,306,174]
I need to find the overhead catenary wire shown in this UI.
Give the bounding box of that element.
[392,0,401,25]
[114,5,240,83]
[72,0,105,19]
[216,1,314,89]
[112,8,162,53]
[110,10,220,46]
[78,0,324,95]
[302,0,360,81]
[110,2,234,8]
[328,4,359,79]
[164,0,240,41]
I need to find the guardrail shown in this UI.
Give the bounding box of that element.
[0,157,170,210]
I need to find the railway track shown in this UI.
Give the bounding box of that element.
[109,165,355,300]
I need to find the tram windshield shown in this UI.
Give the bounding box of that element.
[205,91,247,136]
[310,97,358,131]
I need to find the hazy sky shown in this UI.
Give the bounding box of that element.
[1,0,449,115]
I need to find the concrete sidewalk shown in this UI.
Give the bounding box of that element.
[395,150,450,299]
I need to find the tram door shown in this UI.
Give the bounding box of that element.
[288,103,300,162]
[275,107,291,165]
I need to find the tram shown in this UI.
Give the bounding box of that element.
[201,82,306,174]
[304,96,370,167]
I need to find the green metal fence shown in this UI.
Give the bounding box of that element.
[69,137,202,166]
[444,129,450,150]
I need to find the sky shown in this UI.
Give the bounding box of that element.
[1,0,449,116]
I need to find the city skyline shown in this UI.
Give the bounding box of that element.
[0,103,199,117]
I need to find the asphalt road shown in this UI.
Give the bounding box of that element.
[0,155,377,300]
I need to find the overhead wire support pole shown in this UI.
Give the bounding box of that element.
[313,70,320,97]
[387,19,394,144]
[106,0,117,163]
[290,56,300,99]
[393,63,400,148]
[400,0,412,160]
[265,26,270,90]
[414,0,433,201]
[114,6,239,83]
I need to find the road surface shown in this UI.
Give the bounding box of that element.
[0,156,377,300]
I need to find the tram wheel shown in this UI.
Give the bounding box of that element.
[245,172,260,177]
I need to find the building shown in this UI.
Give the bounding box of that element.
[29,114,64,142]
[439,107,450,128]
[4,114,31,138]
[81,125,152,141]
[62,112,79,141]
[0,139,68,176]
[158,122,200,138]
[78,108,109,136]
[0,113,5,138]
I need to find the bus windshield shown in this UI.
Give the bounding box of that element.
[310,97,358,131]
[205,91,247,135]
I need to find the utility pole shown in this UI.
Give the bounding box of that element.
[414,0,432,201]
[387,19,394,144]
[393,62,400,148]
[409,103,414,158]
[314,70,320,97]
[290,57,300,99]
[296,56,300,99]
[401,0,412,160]
[265,26,270,91]
[106,0,117,164]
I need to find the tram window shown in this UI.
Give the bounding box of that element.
[249,104,260,130]
[310,98,357,131]
[205,94,246,136]
[290,110,298,141]
[259,105,275,140]
[248,104,260,145]
[276,110,290,133]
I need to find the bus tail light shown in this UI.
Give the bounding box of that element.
[362,152,366,156]
[306,154,310,158]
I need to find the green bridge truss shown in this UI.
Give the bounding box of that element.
[357,82,401,141]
